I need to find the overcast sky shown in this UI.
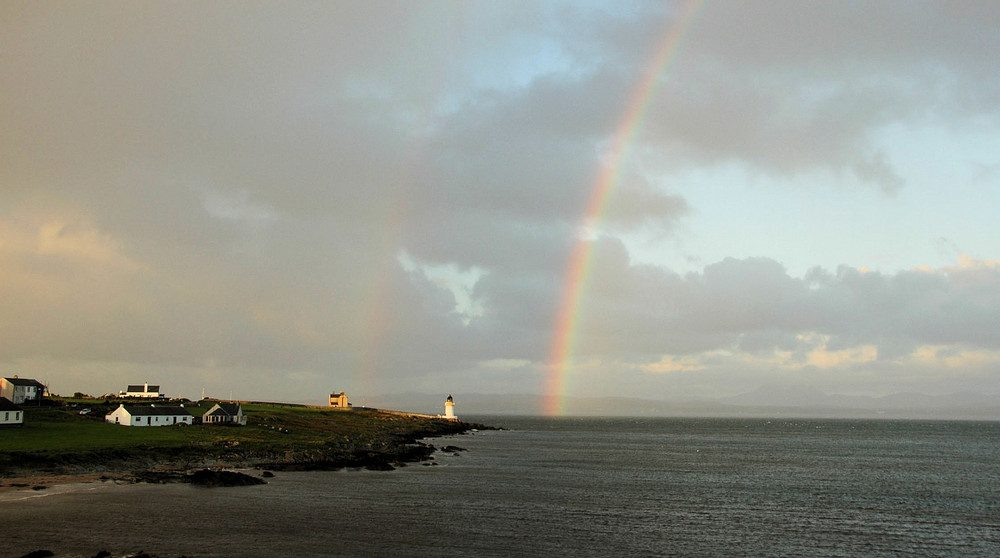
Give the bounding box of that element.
[3,1,999,408]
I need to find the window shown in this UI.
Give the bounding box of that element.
[4,412,7,420]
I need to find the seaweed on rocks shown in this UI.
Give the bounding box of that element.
[133,468,265,487]
[187,468,266,487]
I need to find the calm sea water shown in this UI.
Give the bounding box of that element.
[2,417,999,557]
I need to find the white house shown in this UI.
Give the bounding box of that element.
[105,404,193,426]
[121,383,164,398]
[202,402,247,425]
[0,376,46,405]
[0,397,22,426]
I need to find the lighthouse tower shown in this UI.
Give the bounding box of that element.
[444,394,457,420]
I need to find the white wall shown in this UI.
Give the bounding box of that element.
[1,381,37,405]
[0,410,22,425]
[105,405,130,425]
[106,405,192,426]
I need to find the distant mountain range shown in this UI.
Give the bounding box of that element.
[360,389,1000,420]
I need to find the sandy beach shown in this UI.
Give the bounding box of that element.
[0,473,123,497]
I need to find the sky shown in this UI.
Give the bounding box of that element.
[3,1,999,411]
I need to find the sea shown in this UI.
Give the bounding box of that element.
[2,417,999,557]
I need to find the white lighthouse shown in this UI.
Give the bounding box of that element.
[444,394,457,420]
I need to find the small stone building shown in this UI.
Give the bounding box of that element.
[329,391,350,408]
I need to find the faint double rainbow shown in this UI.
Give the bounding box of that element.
[543,0,704,416]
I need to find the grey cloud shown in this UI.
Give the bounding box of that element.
[568,254,1000,362]
[852,151,904,196]
[2,2,998,402]
[628,1,1000,191]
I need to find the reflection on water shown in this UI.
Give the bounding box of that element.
[2,417,999,557]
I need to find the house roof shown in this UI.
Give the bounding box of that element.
[126,384,160,393]
[0,397,19,411]
[204,402,242,417]
[119,405,191,417]
[3,377,45,388]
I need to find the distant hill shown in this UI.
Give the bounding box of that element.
[363,390,1000,420]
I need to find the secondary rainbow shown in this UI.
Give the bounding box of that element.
[543,0,704,416]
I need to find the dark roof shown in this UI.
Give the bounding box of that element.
[3,377,45,388]
[126,384,160,393]
[120,405,191,417]
[0,397,19,411]
[204,402,242,417]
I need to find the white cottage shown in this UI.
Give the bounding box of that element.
[121,383,164,398]
[105,404,193,426]
[0,397,22,426]
[202,402,247,425]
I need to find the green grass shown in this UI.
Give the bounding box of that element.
[0,408,218,453]
[1,400,469,458]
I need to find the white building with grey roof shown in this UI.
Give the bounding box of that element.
[121,383,164,398]
[1,376,46,405]
[106,404,193,426]
[202,402,247,425]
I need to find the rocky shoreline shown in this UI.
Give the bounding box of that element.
[1,418,488,493]
[19,550,195,558]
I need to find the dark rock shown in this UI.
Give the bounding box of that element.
[92,551,112,558]
[261,470,275,478]
[30,485,47,491]
[187,468,267,487]
[134,470,186,484]
[364,462,395,471]
[441,445,467,452]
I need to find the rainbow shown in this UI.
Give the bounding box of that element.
[543,0,703,416]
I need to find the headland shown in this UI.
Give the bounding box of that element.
[0,399,490,492]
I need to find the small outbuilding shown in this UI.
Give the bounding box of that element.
[105,404,193,426]
[0,397,22,426]
[202,402,247,425]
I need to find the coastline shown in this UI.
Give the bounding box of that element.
[0,473,112,495]
[2,403,493,495]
